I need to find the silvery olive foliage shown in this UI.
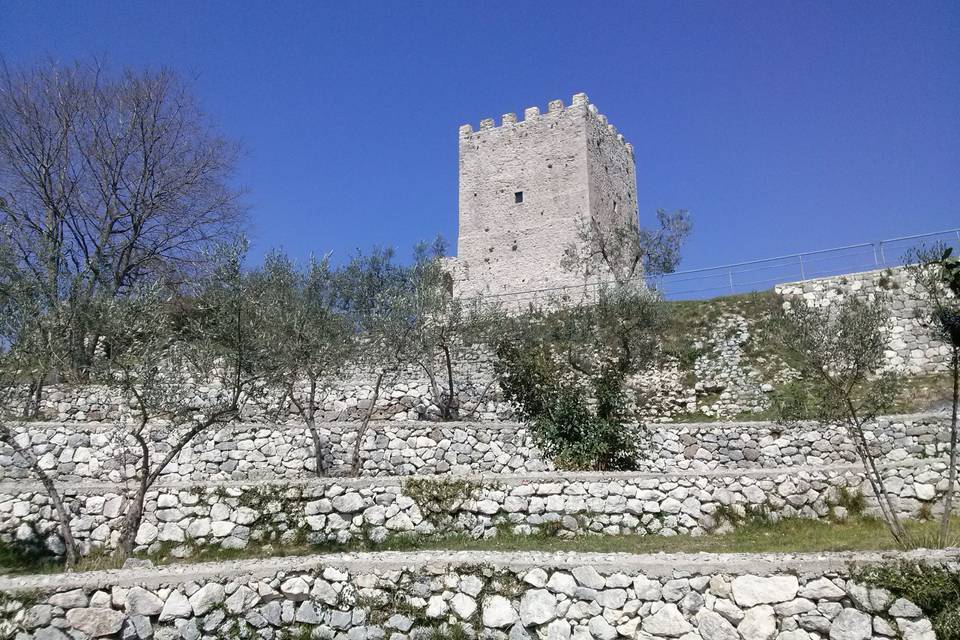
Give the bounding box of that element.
[772,294,907,545]
[252,250,355,475]
[94,242,273,559]
[498,211,690,470]
[906,243,960,546]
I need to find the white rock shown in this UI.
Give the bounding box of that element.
[124,587,163,616]
[451,593,477,619]
[520,589,557,626]
[544,619,571,640]
[572,566,606,590]
[426,595,448,618]
[896,617,936,640]
[134,521,158,546]
[799,578,845,601]
[310,580,338,605]
[642,603,693,637]
[460,575,484,597]
[714,598,745,624]
[159,591,192,621]
[547,572,577,596]
[65,608,126,638]
[280,577,310,600]
[888,598,922,618]
[49,589,88,609]
[633,575,663,601]
[732,575,799,607]
[225,585,259,614]
[483,595,518,628]
[188,584,225,616]
[523,568,548,587]
[588,615,618,640]
[332,492,364,512]
[595,588,627,609]
[738,605,777,640]
[697,608,740,640]
[829,608,872,640]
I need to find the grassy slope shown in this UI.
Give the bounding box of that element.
[661,290,954,420]
[2,516,953,577]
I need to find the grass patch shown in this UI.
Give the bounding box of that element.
[661,291,780,370]
[3,516,954,576]
[891,373,956,414]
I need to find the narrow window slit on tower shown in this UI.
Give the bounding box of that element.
[514,191,523,203]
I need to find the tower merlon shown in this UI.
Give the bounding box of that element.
[457,93,633,153]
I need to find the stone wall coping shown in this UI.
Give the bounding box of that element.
[0,457,945,496]
[775,266,895,288]
[1,547,956,593]
[2,410,948,435]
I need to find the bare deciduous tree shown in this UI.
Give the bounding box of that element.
[0,59,244,397]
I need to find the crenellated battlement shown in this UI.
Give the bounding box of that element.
[456,90,639,300]
[458,92,634,155]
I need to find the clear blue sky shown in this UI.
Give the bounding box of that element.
[2,1,958,271]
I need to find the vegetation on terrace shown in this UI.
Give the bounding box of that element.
[1,515,956,577]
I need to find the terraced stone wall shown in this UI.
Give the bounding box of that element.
[0,461,950,558]
[0,413,949,482]
[0,550,945,640]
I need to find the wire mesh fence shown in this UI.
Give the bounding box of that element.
[478,228,960,307]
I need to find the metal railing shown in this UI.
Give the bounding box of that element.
[477,227,960,306]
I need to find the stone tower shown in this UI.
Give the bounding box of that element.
[451,92,638,300]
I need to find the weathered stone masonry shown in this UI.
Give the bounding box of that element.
[0,550,945,640]
[0,413,949,482]
[0,460,952,557]
[776,266,953,375]
[451,93,638,298]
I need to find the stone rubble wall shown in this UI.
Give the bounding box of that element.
[0,549,945,640]
[0,461,951,558]
[9,266,950,430]
[776,266,952,375]
[0,413,949,483]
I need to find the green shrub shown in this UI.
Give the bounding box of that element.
[495,338,642,471]
[859,562,960,639]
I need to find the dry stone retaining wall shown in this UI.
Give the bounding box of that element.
[0,549,945,640]
[776,266,952,375]
[0,461,951,558]
[11,265,950,430]
[0,413,949,482]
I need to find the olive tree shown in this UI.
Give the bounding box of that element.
[0,59,244,402]
[907,244,960,545]
[772,294,907,545]
[253,251,355,476]
[95,244,270,560]
[336,247,413,475]
[0,250,81,566]
[402,237,501,421]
